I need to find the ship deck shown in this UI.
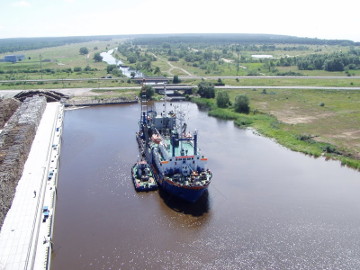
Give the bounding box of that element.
[163,138,195,157]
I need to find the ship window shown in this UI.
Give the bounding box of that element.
[193,161,195,164]
[170,159,172,161]
[175,162,177,165]
[183,160,186,164]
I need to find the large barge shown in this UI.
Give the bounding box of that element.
[136,84,212,203]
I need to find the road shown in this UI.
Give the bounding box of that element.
[2,85,360,99]
[178,75,360,80]
[2,75,360,84]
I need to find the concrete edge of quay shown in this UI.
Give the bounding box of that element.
[32,103,64,270]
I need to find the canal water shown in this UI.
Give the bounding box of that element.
[52,102,360,270]
[100,49,144,78]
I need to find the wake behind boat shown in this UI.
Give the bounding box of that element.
[136,83,212,202]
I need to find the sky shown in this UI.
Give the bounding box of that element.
[1,0,360,41]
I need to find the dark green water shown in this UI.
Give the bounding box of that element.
[52,102,360,270]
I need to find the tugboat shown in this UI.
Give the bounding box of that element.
[131,160,158,191]
[136,83,212,202]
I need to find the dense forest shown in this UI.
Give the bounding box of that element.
[1,33,359,55]
[0,35,123,54]
[131,33,359,46]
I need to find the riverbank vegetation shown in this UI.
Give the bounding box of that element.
[191,87,360,170]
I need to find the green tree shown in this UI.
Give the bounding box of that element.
[216,91,230,108]
[142,60,152,71]
[140,85,154,100]
[79,47,89,55]
[154,66,160,74]
[197,81,215,98]
[234,95,250,113]
[107,64,117,73]
[127,55,137,64]
[111,68,122,77]
[324,58,344,71]
[93,52,103,62]
[173,75,180,83]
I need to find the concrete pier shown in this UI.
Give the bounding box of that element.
[0,102,64,270]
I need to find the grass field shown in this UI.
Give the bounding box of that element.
[0,39,125,81]
[192,88,360,170]
[219,78,360,87]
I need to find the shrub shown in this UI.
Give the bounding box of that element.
[173,75,180,84]
[215,78,225,86]
[197,81,215,98]
[322,144,337,154]
[106,64,117,73]
[235,116,253,127]
[139,85,154,100]
[234,95,250,114]
[79,47,89,55]
[93,52,103,62]
[216,91,230,108]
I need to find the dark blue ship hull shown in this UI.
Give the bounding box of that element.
[153,169,208,203]
[162,180,207,203]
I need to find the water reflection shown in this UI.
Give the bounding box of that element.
[158,189,210,217]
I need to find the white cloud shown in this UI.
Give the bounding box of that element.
[12,1,31,7]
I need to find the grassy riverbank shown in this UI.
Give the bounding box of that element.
[192,88,360,170]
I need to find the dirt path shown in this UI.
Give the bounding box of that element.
[166,60,193,76]
[151,53,192,76]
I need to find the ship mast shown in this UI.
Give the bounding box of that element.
[140,79,147,123]
[162,83,167,116]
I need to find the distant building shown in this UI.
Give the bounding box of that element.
[3,55,25,63]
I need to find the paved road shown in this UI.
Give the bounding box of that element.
[2,85,360,99]
[1,75,360,84]
[217,85,360,90]
[180,75,360,80]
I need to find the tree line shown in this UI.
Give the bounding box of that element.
[0,36,115,54]
[132,33,358,46]
[277,49,360,72]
